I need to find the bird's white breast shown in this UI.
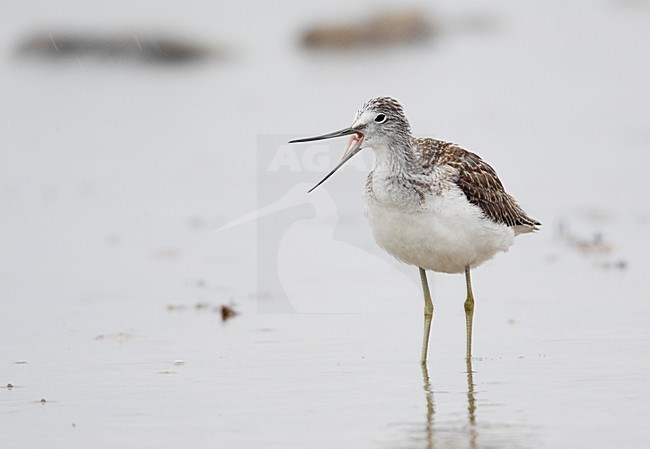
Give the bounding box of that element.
[363,182,515,274]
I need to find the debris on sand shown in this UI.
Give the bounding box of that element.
[219,304,238,322]
[166,300,239,321]
[301,11,436,50]
[15,31,218,64]
[40,398,47,404]
[569,232,612,255]
[166,303,187,311]
[556,222,613,255]
[555,217,627,269]
[94,332,135,342]
[599,260,628,270]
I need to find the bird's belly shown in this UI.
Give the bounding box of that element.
[364,189,515,274]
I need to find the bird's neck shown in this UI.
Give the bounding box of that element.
[368,139,428,208]
[372,139,421,180]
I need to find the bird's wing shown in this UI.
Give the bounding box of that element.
[421,139,540,228]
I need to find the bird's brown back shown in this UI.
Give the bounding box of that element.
[414,137,540,228]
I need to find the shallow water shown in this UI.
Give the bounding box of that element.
[1,0,650,448]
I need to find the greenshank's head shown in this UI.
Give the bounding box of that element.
[289,97,411,192]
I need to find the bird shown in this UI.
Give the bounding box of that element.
[289,97,540,363]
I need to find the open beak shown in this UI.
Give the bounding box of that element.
[289,127,365,192]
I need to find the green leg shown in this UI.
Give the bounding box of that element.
[464,265,475,361]
[420,267,434,364]
[464,265,478,446]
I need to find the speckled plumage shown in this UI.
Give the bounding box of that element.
[417,138,540,229]
[355,98,539,273]
[289,96,540,361]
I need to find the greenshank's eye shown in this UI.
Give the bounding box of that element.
[374,114,387,123]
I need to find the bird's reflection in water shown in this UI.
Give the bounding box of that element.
[390,356,538,449]
[465,357,477,449]
[421,363,435,449]
[420,357,477,449]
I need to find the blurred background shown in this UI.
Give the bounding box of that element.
[1,1,649,448]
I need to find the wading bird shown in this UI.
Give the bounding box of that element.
[290,97,539,363]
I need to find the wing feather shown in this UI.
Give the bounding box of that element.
[415,138,540,229]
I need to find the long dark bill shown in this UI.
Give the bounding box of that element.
[289,128,365,193]
[289,127,357,144]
